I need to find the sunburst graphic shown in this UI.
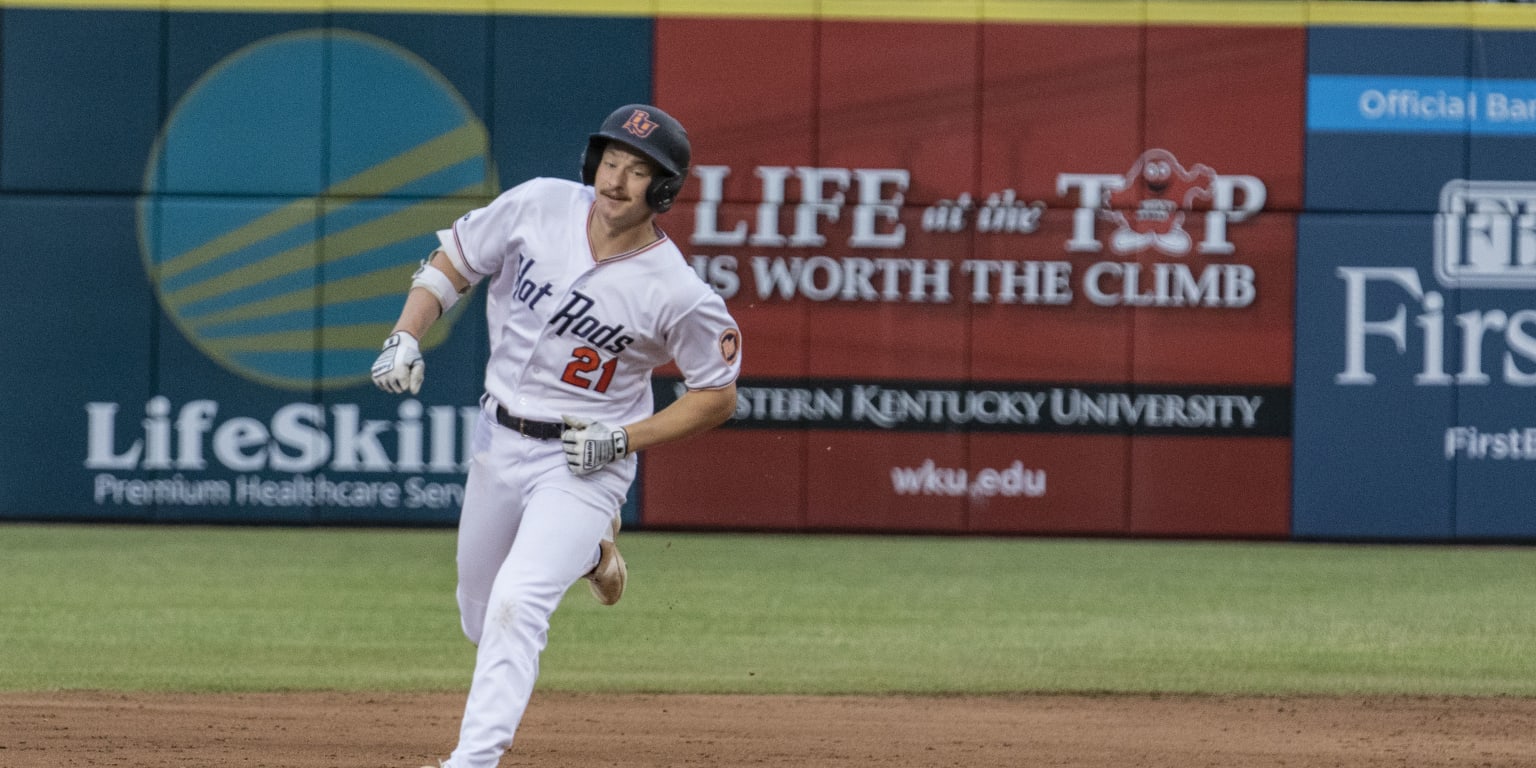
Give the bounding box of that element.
[138,29,497,390]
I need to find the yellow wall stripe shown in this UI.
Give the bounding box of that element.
[1307,1,1473,27]
[657,0,816,18]
[819,0,981,23]
[3,1,1535,29]
[983,1,1145,25]
[1146,1,1307,26]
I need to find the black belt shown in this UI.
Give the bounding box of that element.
[494,405,564,440]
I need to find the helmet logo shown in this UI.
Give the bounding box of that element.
[622,109,659,139]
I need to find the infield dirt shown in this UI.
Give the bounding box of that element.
[2,691,1533,767]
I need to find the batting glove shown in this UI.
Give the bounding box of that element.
[371,331,424,394]
[561,415,629,476]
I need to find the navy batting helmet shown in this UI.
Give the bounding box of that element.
[580,104,691,213]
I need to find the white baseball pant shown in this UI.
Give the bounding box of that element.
[445,406,633,768]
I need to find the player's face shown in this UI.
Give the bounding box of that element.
[592,143,657,230]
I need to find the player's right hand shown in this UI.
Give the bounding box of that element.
[371,331,424,394]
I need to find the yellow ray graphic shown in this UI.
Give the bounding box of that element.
[318,191,478,267]
[165,241,319,308]
[163,182,487,309]
[185,262,416,331]
[155,122,489,283]
[153,198,321,284]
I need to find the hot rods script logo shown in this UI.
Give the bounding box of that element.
[138,30,496,390]
[686,150,1266,308]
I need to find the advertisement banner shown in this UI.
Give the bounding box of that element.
[648,17,1301,536]
[0,9,653,524]
[18,5,1529,540]
[1295,25,1536,540]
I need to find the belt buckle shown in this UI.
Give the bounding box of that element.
[517,417,529,436]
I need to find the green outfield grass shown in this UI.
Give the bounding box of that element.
[1,523,1533,696]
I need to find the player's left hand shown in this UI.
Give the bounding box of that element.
[561,415,629,476]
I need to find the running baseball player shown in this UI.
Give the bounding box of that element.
[370,104,741,768]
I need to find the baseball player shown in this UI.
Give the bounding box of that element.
[371,104,741,768]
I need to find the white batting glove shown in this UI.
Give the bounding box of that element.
[370,331,424,394]
[561,415,629,476]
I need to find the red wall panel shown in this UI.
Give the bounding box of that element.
[648,15,1302,538]
[1144,26,1307,213]
[654,18,818,205]
[642,430,807,530]
[969,209,1134,384]
[1128,437,1292,538]
[979,22,1144,202]
[804,431,967,532]
[818,21,980,204]
[967,433,1130,535]
[1128,213,1296,386]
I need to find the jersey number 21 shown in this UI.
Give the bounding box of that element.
[561,347,617,393]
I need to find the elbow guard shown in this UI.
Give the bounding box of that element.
[411,261,466,313]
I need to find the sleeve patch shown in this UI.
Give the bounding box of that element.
[719,328,742,365]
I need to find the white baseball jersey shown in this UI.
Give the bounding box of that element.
[440,177,741,428]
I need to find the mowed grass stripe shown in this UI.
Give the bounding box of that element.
[1,524,1532,695]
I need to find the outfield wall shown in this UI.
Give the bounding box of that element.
[1,1,1532,540]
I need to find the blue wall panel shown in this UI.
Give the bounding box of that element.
[490,15,654,185]
[1,11,163,193]
[1293,213,1458,540]
[0,9,649,524]
[0,195,157,520]
[1297,24,1536,540]
[1305,27,1471,214]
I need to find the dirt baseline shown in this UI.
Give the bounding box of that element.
[2,691,1534,768]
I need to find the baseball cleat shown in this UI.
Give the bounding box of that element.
[584,516,626,606]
